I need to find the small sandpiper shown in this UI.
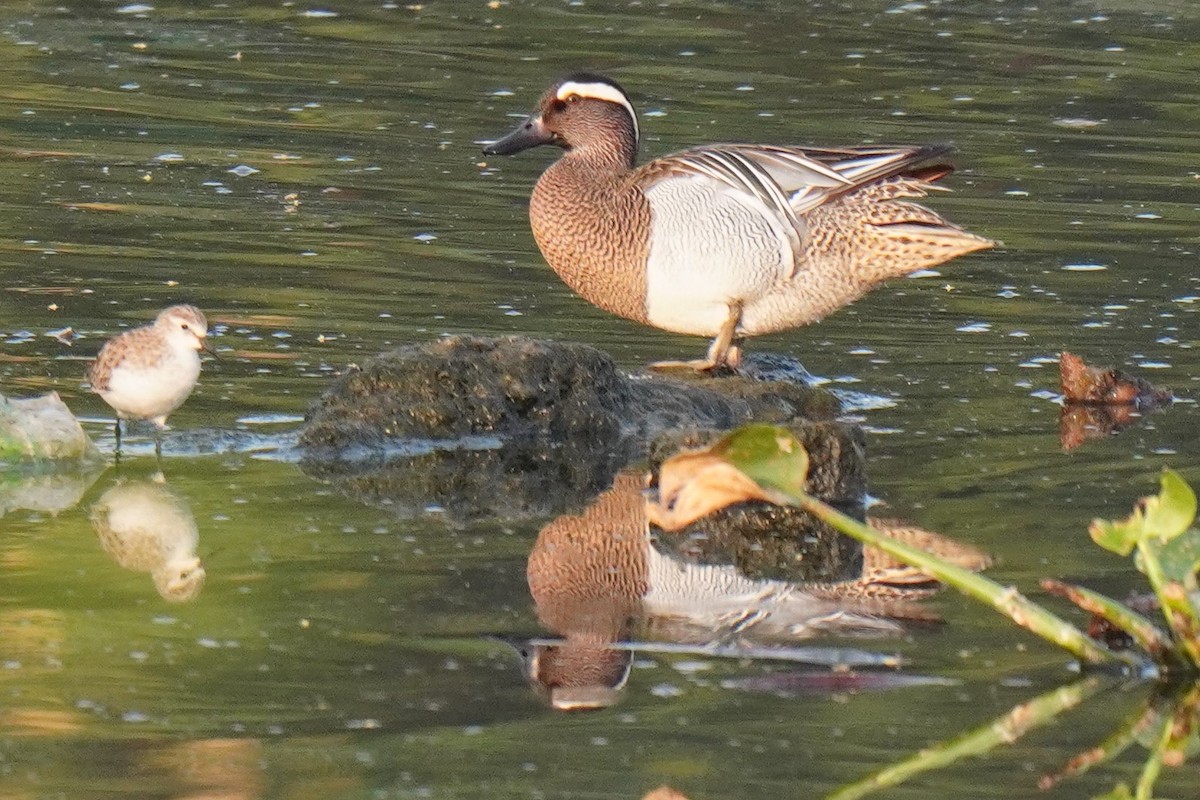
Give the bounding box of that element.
[87,304,213,455]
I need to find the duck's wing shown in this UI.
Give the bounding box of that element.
[636,142,954,216]
[742,143,955,214]
[632,143,956,278]
[632,145,814,275]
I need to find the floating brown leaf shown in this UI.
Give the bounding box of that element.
[1059,352,1172,450]
[1060,351,1171,406]
[646,451,774,531]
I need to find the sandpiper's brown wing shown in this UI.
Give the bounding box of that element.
[87,326,162,392]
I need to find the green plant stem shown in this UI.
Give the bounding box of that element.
[1039,687,1162,790]
[1135,710,1174,800]
[826,678,1106,800]
[794,494,1146,670]
[1138,543,1200,667]
[1040,579,1183,673]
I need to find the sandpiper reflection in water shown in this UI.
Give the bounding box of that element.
[89,477,206,602]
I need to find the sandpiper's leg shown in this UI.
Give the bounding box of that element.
[149,416,171,462]
[650,302,743,372]
[113,419,122,454]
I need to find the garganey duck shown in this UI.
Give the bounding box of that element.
[484,73,995,370]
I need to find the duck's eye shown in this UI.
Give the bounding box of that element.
[565,93,581,103]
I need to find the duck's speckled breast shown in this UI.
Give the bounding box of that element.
[529,158,652,324]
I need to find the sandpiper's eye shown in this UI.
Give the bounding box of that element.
[181,323,189,330]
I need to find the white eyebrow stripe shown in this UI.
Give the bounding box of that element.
[556,80,639,143]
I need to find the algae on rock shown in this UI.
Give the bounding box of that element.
[0,391,103,518]
[298,336,842,523]
[0,391,99,463]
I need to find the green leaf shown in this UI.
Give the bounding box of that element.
[711,424,809,499]
[1153,527,1200,593]
[1091,515,1142,557]
[1138,533,1200,663]
[1090,470,1199,556]
[1143,470,1198,544]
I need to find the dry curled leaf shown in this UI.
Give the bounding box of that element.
[1060,351,1171,406]
[646,452,772,531]
[1059,352,1172,450]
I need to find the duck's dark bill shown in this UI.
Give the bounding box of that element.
[483,115,554,155]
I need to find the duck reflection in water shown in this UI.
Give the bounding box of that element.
[520,471,989,711]
[89,476,205,602]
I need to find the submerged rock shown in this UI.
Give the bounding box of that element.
[0,391,100,463]
[0,391,104,518]
[299,336,842,522]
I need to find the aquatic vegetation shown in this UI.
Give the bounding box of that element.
[650,423,1200,675]
[648,423,1200,798]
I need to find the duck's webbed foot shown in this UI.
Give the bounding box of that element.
[649,302,744,373]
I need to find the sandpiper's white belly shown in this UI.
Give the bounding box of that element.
[642,175,793,337]
[100,351,201,424]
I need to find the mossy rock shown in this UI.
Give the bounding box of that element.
[298,337,844,523]
[299,336,839,454]
[0,391,100,463]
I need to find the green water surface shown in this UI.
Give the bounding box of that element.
[2,1,1199,798]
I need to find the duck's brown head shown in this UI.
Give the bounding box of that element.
[484,72,639,166]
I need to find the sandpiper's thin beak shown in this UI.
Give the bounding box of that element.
[483,114,555,156]
[200,337,220,361]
